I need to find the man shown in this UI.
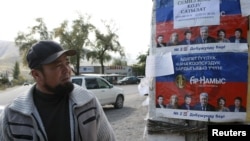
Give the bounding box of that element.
[228,96,246,112]
[179,94,193,110]
[0,40,116,141]
[229,28,247,43]
[195,26,216,44]
[156,95,166,108]
[180,30,194,45]
[156,35,167,47]
[193,92,215,111]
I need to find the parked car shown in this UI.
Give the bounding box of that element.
[137,76,145,80]
[117,76,140,85]
[71,75,124,109]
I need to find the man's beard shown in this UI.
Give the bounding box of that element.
[44,81,74,97]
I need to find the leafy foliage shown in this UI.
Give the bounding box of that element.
[15,18,53,66]
[87,21,125,74]
[112,58,127,66]
[54,14,95,75]
[14,15,126,75]
[0,75,9,85]
[132,49,149,76]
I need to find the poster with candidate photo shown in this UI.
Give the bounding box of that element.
[153,0,249,122]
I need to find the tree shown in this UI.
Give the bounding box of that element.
[54,14,95,75]
[137,49,149,64]
[87,21,125,74]
[0,74,9,85]
[15,18,53,67]
[111,58,127,66]
[13,61,20,80]
[132,49,149,76]
[11,62,26,85]
[14,16,123,76]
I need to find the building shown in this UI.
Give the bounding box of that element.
[79,65,133,76]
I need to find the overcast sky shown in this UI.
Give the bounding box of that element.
[0,0,153,65]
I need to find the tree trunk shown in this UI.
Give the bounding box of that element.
[76,51,80,75]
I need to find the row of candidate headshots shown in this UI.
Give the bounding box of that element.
[156,92,246,112]
[156,26,247,47]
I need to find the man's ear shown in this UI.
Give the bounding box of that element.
[31,69,42,81]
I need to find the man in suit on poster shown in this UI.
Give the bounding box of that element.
[180,94,193,110]
[229,28,247,43]
[194,92,215,111]
[156,95,166,108]
[195,26,216,44]
[156,35,167,47]
[180,30,195,45]
[228,96,246,112]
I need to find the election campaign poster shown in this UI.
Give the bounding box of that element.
[153,0,249,122]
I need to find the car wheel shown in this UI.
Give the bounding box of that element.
[114,95,124,109]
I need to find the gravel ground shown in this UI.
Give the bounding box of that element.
[103,92,148,141]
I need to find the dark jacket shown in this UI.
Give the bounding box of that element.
[157,42,167,47]
[228,105,246,112]
[195,36,216,44]
[193,103,215,111]
[180,39,195,45]
[228,36,247,43]
[156,104,166,108]
[179,104,193,110]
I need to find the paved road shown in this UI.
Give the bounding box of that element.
[0,85,31,105]
[104,84,148,141]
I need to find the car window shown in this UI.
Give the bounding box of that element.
[85,78,99,89]
[97,78,110,89]
[72,78,83,86]
[121,77,129,81]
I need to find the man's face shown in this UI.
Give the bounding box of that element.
[200,29,208,39]
[185,97,191,105]
[157,36,163,43]
[235,31,241,39]
[35,54,73,94]
[234,99,241,107]
[186,33,192,40]
[200,96,208,105]
[158,97,164,104]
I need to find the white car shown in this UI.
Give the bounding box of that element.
[71,75,125,109]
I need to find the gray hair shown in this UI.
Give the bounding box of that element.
[200,92,208,98]
[200,26,208,31]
